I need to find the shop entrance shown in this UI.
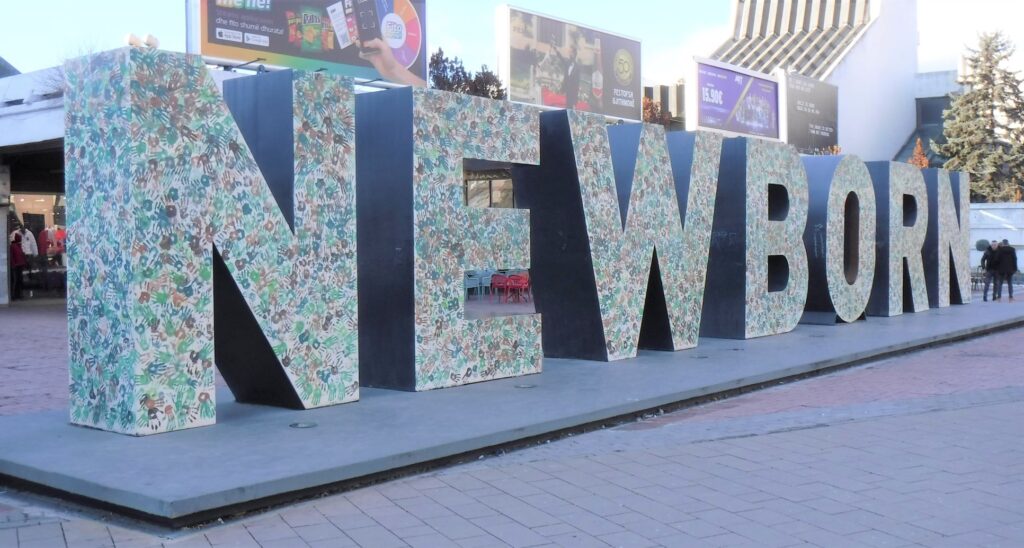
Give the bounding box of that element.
[9,192,66,300]
[2,141,65,303]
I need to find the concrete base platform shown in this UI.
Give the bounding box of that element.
[1,302,1022,525]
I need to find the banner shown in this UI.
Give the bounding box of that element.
[786,73,838,154]
[504,7,641,120]
[199,0,426,85]
[696,61,779,139]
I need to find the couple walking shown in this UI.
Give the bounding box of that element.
[982,239,1019,301]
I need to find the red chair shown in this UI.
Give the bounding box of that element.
[490,274,510,303]
[518,272,533,301]
[507,274,531,303]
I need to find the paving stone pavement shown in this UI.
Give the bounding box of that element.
[0,302,70,417]
[0,299,529,418]
[0,300,1023,547]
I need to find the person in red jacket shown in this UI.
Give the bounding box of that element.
[10,233,28,300]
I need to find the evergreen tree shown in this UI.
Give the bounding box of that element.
[933,32,1024,202]
[429,48,471,94]
[468,66,506,100]
[429,49,507,100]
[909,137,929,168]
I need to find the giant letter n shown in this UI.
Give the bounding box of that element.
[65,49,358,435]
[923,169,971,307]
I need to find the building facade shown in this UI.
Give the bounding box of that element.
[643,84,685,130]
[710,0,918,161]
[894,70,962,167]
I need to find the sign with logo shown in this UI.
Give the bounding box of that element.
[694,59,779,139]
[499,6,642,120]
[785,73,838,154]
[197,0,426,84]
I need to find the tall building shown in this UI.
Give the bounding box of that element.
[0,57,18,79]
[643,83,685,130]
[893,70,962,167]
[712,0,872,79]
[709,0,918,161]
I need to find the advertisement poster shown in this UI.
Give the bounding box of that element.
[696,62,779,139]
[506,7,641,120]
[200,0,426,85]
[786,74,838,153]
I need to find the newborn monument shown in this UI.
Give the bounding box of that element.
[64,49,972,435]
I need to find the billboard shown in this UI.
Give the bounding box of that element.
[785,73,838,154]
[502,6,642,120]
[198,0,426,85]
[695,60,779,139]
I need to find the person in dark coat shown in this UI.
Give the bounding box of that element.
[995,239,1018,301]
[9,233,28,300]
[981,239,1000,301]
[557,44,581,110]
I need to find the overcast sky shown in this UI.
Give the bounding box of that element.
[1,1,1023,83]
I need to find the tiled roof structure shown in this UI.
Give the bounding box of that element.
[0,56,19,78]
[711,0,872,79]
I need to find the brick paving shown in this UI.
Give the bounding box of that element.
[0,299,1022,547]
[0,301,69,417]
[0,298,530,417]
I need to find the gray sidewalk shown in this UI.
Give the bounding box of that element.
[3,295,1023,522]
[2,319,1023,547]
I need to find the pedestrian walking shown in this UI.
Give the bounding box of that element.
[981,239,1000,301]
[995,239,1018,301]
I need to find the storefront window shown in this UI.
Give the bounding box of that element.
[8,193,67,300]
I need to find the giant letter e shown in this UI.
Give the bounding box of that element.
[356,88,542,391]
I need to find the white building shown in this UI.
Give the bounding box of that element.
[0,59,252,305]
[893,70,961,166]
[0,67,64,306]
[710,0,918,161]
[970,203,1024,268]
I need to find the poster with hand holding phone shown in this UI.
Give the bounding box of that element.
[199,0,426,86]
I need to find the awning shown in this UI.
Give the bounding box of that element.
[0,103,63,148]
